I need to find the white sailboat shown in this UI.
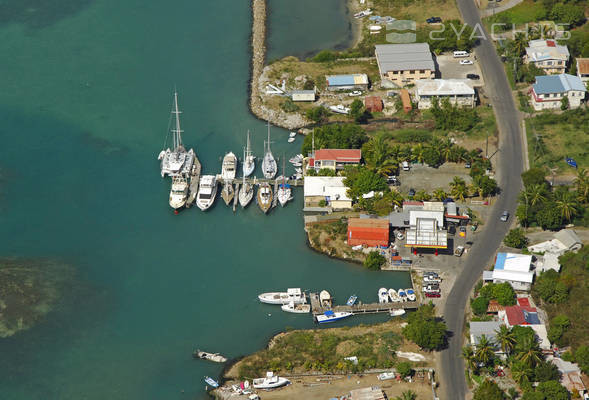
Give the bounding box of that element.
[262,121,277,179]
[169,176,188,210]
[238,149,254,208]
[277,157,292,207]
[159,91,196,178]
[243,131,255,177]
[196,175,218,211]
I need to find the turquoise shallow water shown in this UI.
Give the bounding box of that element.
[0,1,408,399]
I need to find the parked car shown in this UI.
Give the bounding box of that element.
[465,161,471,168]
[454,246,465,257]
[408,188,416,197]
[466,73,480,80]
[348,90,362,97]
[387,176,400,186]
[396,231,405,240]
[426,17,442,23]
[402,161,410,171]
[500,211,509,222]
[425,292,441,298]
[460,59,474,65]
[422,284,440,292]
[459,226,466,237]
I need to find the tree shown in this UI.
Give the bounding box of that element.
[362,132,397,176]
[343,166,388,200]
[423,145,443,167]
[536,380,570,400]
[305,106,329,123]
[534,270,569,304]
[492,282,516,306]
[462,345,478,372]
[472,175,498,197]
[560,96,569,110]
[402,304,448,351]
[414,190,432,201]
[504,228,529,249]
[554,189,579,222]
[521,168,548,187]
[495,325,516,356]
[396,361,413,378]
[473,379,506,400]
[550,3,586,26]
[516,338,543,367]
[511,360,533,385]
[475,335,495,365]
[350,99,370,123]
[450,176,469,201]
[573,168,589,203]
[471,296,490,315]
[575,345,589,374]
[533,360,561,382]
[536,204,563,230]
[433,188,448,201]
[364,251,386,270]
[394,390,417,400]
[511,32,529,57]
[526,183,548,206]
[548,315,570,344]
[301,124,368,155]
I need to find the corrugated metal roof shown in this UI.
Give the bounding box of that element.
[577,58,589,74]
[314,149,362,162]
[375,43,435,72]
[525,39,569,62]
[326,74,368,86]
[533,74,587,94]
[416,79,475,96]
[494,253,532,272]
[304,176,351,201]
[348,218,389,229]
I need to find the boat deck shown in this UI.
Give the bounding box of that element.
[309,292,418,316]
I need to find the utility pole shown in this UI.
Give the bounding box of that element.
[485,130,489,158]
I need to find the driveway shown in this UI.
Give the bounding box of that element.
[436,54,485,87]
[437,1,524,399]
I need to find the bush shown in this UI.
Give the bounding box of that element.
[479,282,516,306]
[364,251,386,270]
[305,106,329,123]
[533,270,569,304]
[522,168,548,187]
[402,304,448,351]
[309,50,338,62]
[301,124,368,155]
[280,98,300,113]
[504,228,529,249]
[430,97,480,132]
[574,345,589,374]
[396,361,413,378]
[471,296,490,316]
[343,165,388,200]
[473,379,506,400]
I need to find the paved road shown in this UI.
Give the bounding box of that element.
[438,1,524,399]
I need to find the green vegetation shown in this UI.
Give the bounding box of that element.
[471,296,490,316]
[430,98,481,131]
[235,324,410,378]
[364,251,386,270]
[280,98,299,113]
[526,109,589,171]
[547,314,570,344]
[305,106,329,123]
[402,304,448,351]
[343,165,388,200]
[396,361,413,378]
[301,124,368,156]
[420,20,477,54]
[473,379,506,400]
[504,228,529,249]
[478,282,516,306]
[350,99,372,124]
[533,269,570,304]
[486,0,586,27]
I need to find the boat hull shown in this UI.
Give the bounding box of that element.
[257,183,272,213]
[258,292,306,305]
[238,185,254,207]
[252,377,290,389]
[316,312,353,324]
[281,303,311,313]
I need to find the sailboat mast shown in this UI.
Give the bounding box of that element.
[246,130,251,156]
[267,120,271,153]
[172,91,183,150]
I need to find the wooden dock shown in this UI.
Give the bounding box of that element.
[309,292,418,316]
[216,175,303,187]
[233,182,240,212]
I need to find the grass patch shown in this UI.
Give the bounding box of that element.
[372,0,461,24]
[526,109,589,171]
[485,0,547,26]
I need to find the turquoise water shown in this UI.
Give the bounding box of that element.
[0,1,409,399]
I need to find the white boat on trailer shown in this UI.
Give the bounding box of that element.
[258,288,306,305]
[253,372,290,389]
[316,310,353,324]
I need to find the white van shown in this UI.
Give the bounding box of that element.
[453,50,469,58]
[402,161,410,171]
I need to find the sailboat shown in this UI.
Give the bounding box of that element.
[169,176,189,209]
[238,149,254,207]
[243,131,255,177]
[221,181,235,206]
[257,182,273,214]
[277,157,292,207]
[262,121,277,179]
[159,91,196,178]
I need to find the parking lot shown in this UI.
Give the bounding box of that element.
[435,53,484,86]
[396,163,473,195]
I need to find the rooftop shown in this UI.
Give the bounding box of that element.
[494,253,532,273]
[326,74,368,86]
[525,39,570,62]
[375,43,435,72]
[314,148,362,162]
[416,79,475,96]
[533,74,587,94]
[303,176,351,201]
[554,229,582,249]
[504,305,540,325]
[577,58,589,75]
[469,320,503,346]
[492,269,535,284]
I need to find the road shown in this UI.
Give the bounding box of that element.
[438,1,524,399]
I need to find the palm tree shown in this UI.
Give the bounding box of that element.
[395,390,417,400]
[414,190,432,201]
[510,360,532,384]
[516,338,543,367]
[512,32,529,57]
[474,334,495,366]
[390,190,405,208]
[462,345,477,372]
[574,168,589,203]
[526,183,547,206]
[412,144,425,164]
[433,188,448,201]
[450,176,468,201]
[554,189,579,222]
[495,325,516,356]
[364,133,396,176]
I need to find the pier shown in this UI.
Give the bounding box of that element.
[309,292,419,316]
[215,175,303,187]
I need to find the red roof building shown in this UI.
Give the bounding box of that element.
[503,305,540,327]
[365,96,383,112]
[347,218,390,247]
[311,149,362,171]
[400,89,412,113]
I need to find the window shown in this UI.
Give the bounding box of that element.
[547,61,553,66]
[420,70,425,73]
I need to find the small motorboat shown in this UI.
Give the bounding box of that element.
[258,288,306,305]
[204,376,219,388]
[388,288,401,302]
[253,372,290,389]
[406,289,416,301]
[329,104,350,114]
[390,309,406,317]
[289,154,303,164]
[398,289,407,301]
[346,295,358,306]
[316,310,353,324]
[287,137,295,143]
[423,274,441,283]
[319,290,332,308]
[193,350,227,363]
[281,301,311,314]
[378,372,397,380]
[378,288,389,303]
[289,132,297,138]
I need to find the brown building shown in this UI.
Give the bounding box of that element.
[364,96,383,112]
[347,218,390,247]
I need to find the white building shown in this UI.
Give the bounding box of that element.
[303,176,352,210]
[525,39,570,74]
[530,74,587,111]
[491,253,535,291]
[414,79,475,109]
[291,90,316,102]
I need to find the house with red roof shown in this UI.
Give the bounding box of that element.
[347,218,389,247]
[499,302,551,350]
[309,149,362,172]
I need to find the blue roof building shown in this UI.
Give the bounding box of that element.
[530,74,587,111]
[325,74,369,91]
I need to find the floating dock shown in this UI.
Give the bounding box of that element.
[309,292,418,316]
[216,176,303,187]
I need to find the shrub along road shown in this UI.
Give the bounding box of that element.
[438,2,524,399]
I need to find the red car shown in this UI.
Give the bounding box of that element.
[425,292,441,298]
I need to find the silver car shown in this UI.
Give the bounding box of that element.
[500,211,509,222]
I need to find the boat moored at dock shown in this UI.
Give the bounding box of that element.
[243,131,255,177]
[378,288,389,303]
[388,288,401,303]
[204,376,219,388]
[169,176,189,209]
[196,175,218,211]
[221,152,237,181]
[319,290,332,308]
[316,310,353,323]
[262,121,277,179]
[258,288,306,305]
[390,309,406,317]
[346,295,358,306]
[281,301,311,314]
[406,289,416,301]
[256,182,272,213]
[221,181,235,206]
